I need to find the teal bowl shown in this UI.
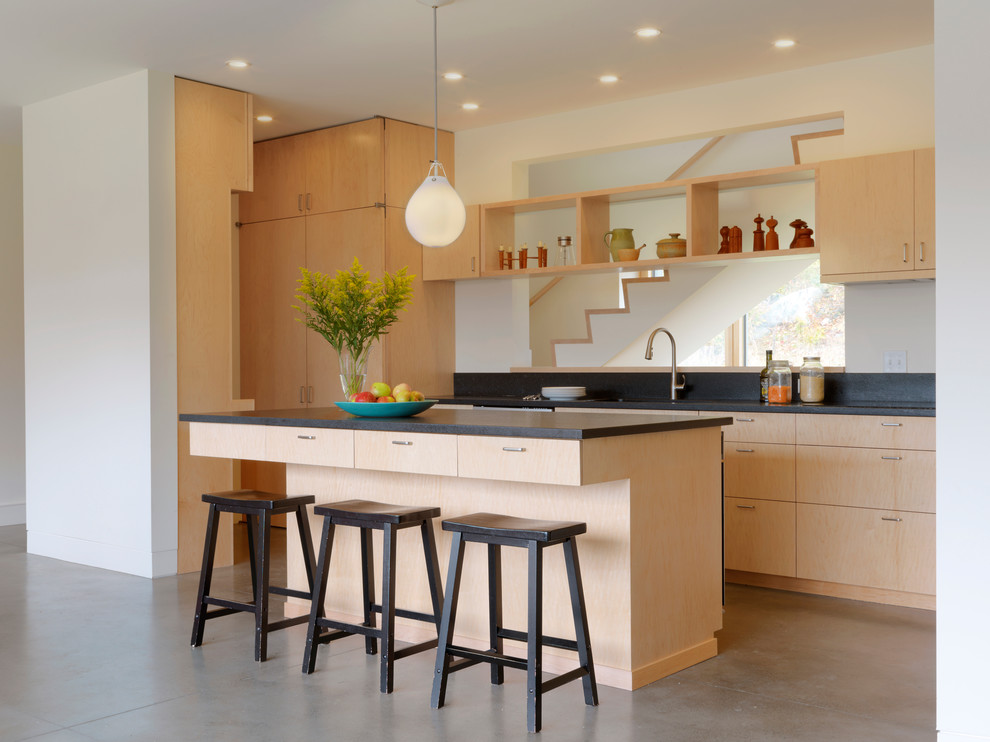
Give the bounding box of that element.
[335,400,438,418]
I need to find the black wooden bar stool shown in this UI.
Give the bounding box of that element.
[431,512,598,733]
[302,499,444,693]
[190,490,317,662]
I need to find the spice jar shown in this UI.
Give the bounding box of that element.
[799,356,825,404]
[767,360,792,404]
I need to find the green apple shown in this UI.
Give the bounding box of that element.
[392,382,412,398]
[393,388,413,402]
[371,381,391,398]
[410,390,425,402]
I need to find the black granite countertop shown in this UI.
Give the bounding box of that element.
[444,372,935,417]
[179,406,732,440]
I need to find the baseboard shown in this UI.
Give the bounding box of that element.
[0,501,26,526]
[725,570,935,610]
[27,530,176,578]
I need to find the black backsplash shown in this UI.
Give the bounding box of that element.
[453,372,935,405]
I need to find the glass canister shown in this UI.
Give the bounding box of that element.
[799,356,825,404]
[767,360,792,404]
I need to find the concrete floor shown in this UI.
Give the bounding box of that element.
[0,523,935,741]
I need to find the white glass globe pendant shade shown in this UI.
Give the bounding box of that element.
[405,162,466,248]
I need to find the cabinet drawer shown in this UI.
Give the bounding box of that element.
[188,422,267,460]
[717,411,795,444]
[795,414,934,450]
[266,427,354,467]
[724,443,795,502]
[724,498,795,577]
[458,436,582,486]
[796,504,934,594]
[796,446,935,512]
[353,431,457,476]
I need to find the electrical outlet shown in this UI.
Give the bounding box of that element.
[883,350,907,373]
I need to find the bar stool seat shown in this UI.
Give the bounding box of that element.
[303,499,444,694]
[190,489,317,662]
[431,512,598,733]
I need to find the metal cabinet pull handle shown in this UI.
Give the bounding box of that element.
[919,241,925,262]
[736,448,755,453]
[737,418,755,422]
[881,456,902,461]
[299,386,305,404]
[297,435,316,440]
[392,440,413,446]
[502,447,526,452]
[471,256,476,272]
[880,422,902,427]
[307,386,313,404]
[882,516,903,522]
[297,194,303,212]
[736,504,756,509]
[903,243,908,262]
[306,193,312,211]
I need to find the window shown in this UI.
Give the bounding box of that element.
[682,260,844,367]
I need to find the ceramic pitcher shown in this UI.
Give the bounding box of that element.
[603,228,635,262]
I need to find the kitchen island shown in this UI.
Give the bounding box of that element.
[181,406,731,690]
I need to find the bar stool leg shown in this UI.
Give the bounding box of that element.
[526,540,544,733]
[245,514,258,600]
[295,505,316,599]
[563,537,599,706]
[360,528,377,656]
[380,522,398,693]
[432,531,466,709]
[487,544,504,685]
[303,518,335,674]
[191,504,221,647]
[254,509,272,662]
[420,518,444,626]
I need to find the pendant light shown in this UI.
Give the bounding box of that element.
[405,0,466,248]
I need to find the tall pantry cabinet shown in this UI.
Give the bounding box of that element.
[238,117,455,489]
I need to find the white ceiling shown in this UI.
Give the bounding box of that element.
[0,0,932,146]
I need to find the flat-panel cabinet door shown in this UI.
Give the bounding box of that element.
[724,497,796,577]
[724,442,795,502]
[818,151,915,276]
[304,119,384,215]
[239,218,308,409]
[304,208,386,406]
[239,136,306,223]
[914,148,935,270]
[385,118,454,208]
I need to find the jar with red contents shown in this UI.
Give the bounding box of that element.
[767,360,792,404]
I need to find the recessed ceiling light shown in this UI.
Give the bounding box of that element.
[443,72,463,80]
[635,27,661,38]
[773,39,796,48]
[256,115,273,123]
[462,102,479,110]
[225,59,250,69]
[599,74,619,83]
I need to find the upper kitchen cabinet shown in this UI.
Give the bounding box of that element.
[817,148,935,283]
[239,118,385,223]
[384,118,454,208]
[422,204,481,280]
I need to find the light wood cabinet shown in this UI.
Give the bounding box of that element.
[724,442,795,501]
[239,118,384,223]
[724,497,795,577]
[795,413,934,450]
[797,504,935,595]
[422,204,482,281]
[353,430,458,476]
[457,435,583,486]
[817,148,935,282]
[720,411,795,444]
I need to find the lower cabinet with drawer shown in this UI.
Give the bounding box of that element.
[724,497,795,576]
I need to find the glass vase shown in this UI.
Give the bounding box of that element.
[338,344,372,400]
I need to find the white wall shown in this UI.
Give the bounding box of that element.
[844,282,936,372]
[22,70,177,577]
[935,2,990,740]
[0,143,25,525]
[454,46,936,371]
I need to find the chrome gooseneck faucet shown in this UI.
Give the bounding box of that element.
[645,327,686,400]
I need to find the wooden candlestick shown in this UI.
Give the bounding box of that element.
[753,213,765,252]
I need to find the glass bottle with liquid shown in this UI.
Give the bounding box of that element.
[759,350,773,403]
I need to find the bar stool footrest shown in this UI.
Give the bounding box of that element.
[392,638,438,660]
[270,586,314,600]
[498,628,579,652]
[204,596,254,614]
[446,645,528,671]
[316,617,379,639]
[541,667,590,694]
[369,603,439,624]
[266,615,309,632]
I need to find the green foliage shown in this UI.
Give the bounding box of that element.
[293,258,415,357]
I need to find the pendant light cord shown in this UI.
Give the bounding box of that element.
[432,4,439,165]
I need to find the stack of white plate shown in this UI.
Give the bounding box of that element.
[541,386,586,400]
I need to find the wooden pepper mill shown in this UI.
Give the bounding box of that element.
[718,226,731,254]
[729,226,743,253]
[789,219,815,248]
[753,214,765,252]
[765,217,779,250]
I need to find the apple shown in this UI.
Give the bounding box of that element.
[392,382,412,398]
[377,395,396,403]
[393,388,413,402]
[371,381,391,398]
[352,391,376,403]
[410,391,425,402]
